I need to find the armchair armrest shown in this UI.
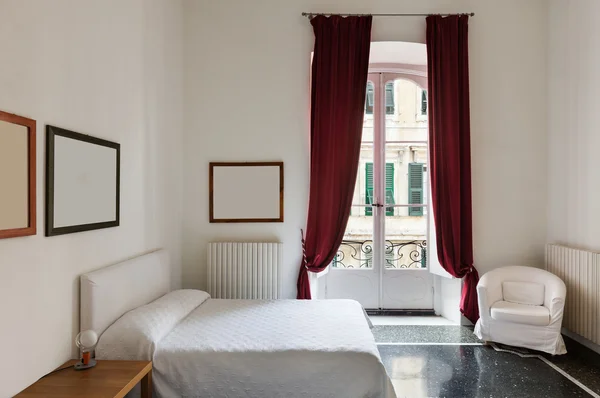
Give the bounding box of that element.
[543,276,567,320]
[547,296,566,322]
[476,273,503,318]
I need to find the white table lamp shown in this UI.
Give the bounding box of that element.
[75,330,98,370]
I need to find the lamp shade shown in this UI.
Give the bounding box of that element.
[76,330,98,351]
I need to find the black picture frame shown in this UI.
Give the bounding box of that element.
[209,162,284,223]
[45,125,120,236]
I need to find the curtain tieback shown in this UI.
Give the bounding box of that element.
[301,229,308,268]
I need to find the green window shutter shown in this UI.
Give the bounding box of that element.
[421,90,428,115]
[385,163,395,216]
[365,82,374,114]
[365,163,373,216]
[385,82,394,115]
[421,247,427,268]
[408,163,424,216]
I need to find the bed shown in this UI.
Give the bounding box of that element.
[80,250,396,398]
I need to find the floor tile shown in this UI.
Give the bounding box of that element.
[378,344,589,398]
[370,316,456,326]
[543,335,600,395]
[373,325,482,344]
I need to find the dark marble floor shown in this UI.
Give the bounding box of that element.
[543,335,600,395]
[373,325,481,344]
[378,344,589,398]
[374,325,600,398]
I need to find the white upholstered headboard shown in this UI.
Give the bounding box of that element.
[80,249,171,337]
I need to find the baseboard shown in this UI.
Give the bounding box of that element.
[562,328,600,355]
[366,309,436,316]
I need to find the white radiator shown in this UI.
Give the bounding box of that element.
[207,242,282,299]
[545,244,600,345]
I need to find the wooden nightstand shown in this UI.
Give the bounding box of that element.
[15,360,152,398]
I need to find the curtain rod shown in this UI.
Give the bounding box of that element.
[301,12,474,18]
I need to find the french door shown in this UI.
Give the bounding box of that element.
[325,72,434,310]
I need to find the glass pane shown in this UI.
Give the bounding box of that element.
[332,236,375,269]
[420,89,428,115]
[385,78,428,142]
[350,80,375,212]
[384,240,427,269]
[385,82,394,115]
[336,80,376,269]
[384,209,427,268]
[365,82,374,114]
[384,143,427,269]
[384,143,428,210]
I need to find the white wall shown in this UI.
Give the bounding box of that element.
[183,0,549,297]
[0,0,184,395]
[433,276,462,324]
[547,0,600,251]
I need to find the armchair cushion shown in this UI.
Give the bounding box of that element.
[502,281,545,305]
[491,301,550,326]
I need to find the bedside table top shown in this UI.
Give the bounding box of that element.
[15,360,152,398]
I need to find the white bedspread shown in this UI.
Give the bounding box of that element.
[97,290,395,398]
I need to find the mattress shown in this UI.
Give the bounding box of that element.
[96,290,395,398]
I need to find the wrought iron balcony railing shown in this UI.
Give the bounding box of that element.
[332,239,426,269]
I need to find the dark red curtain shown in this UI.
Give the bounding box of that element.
[426,15,479,323]
[297,15,372,299]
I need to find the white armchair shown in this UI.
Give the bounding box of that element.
[474,266,567,355]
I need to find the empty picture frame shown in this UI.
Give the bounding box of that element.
[46,126,120,236]
[209,162,284,223]
[0,110,36,239]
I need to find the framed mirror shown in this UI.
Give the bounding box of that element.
[209,162,284,223]
[45,126,120,236]
[0,110,36,239]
